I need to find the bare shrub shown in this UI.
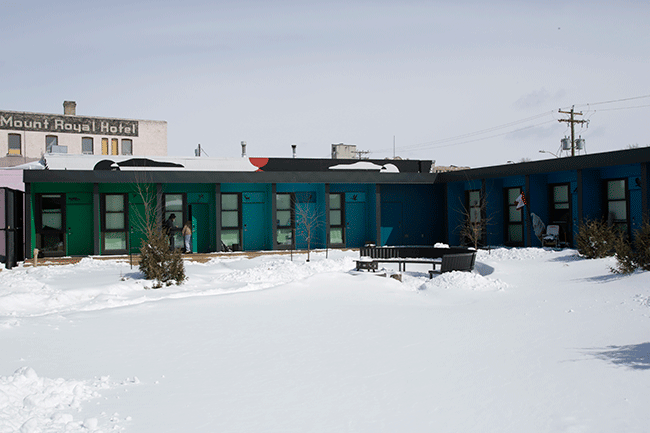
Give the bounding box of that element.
[576,219,616,259]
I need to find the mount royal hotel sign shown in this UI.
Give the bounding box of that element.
[0,111,138,137]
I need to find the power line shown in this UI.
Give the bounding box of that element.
[372,111,555,153]
[589,103,650,112]
[371,93,650,156]
[572,94,650,108]
[377,119,557,153]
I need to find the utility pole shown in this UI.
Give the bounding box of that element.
[558,106,589,156]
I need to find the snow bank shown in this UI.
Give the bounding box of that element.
[0,367,120,433]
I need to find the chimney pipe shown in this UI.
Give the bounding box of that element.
[63,101,76,116]
[241,141,247,158]
[291,144,297,158]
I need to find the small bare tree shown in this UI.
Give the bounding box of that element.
[456,189,493,249]
[294,199,324,262]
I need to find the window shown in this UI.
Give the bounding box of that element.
[103,194,128,252]
[111,138,119,155]
[465,189,484,246]
[8,133,21,155]
[101,138,109,155]
[36,194,65,256]
[549,184,571,244]
[606,179,628,235]
[82,137,93,154]
[164,193,184,248]
[122,139,133,155]
[505,187,524,245]
[329,193,344,245]
[45,135,58,153]
[276,193,294,247]
[221,193,241,250]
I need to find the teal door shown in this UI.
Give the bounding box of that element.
[190,203,210,253]
[381,202,403,246]
[243,192,267,251]
[345,192,366,248]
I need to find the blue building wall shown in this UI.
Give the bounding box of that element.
[380,184,435,246]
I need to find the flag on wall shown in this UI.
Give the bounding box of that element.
[515,192,528,210]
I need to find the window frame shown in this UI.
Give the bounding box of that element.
[504,187,524,246]
[35,193,66,257]
[548,183,572,245]
[163,193,186,249]
[82,137,94,155]
[328,193,345,247]
[220,193,242,251]
[605,178,630,237]
[101,193,129,254]
[465,189,485,247]
[276,192,295,249]
[8,133,21,155]
[45,135,58,153]
[122,139,133,155]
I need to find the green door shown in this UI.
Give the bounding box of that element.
[66,199,94,256]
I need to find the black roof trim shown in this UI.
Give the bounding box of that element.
[437,147,650,183]
[24,170,438,185]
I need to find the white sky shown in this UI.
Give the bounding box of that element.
[2,0,649,167]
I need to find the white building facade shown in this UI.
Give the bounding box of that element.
[0,101,167,167]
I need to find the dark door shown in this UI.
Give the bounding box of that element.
[381,202,403,246]
[345,193,366,248]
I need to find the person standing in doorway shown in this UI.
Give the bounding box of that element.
[164,213,177,251]
[182,220,192,254]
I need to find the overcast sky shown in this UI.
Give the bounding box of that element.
[2,0,649,167]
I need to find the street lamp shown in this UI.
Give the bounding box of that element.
[539,150,560,158]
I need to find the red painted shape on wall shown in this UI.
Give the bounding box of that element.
[249,158,269,172]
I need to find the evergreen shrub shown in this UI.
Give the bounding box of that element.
[139,228,186,287]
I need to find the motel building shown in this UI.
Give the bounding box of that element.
[9,145,649,262]
[1,102,650,265]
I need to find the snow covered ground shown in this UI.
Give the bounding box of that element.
[1,248,649,432]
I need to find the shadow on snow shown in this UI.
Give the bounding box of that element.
[586,342,650,370]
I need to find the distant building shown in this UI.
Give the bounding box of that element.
[0,101,167,167]
[332,143,359,159]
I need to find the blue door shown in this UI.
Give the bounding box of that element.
[381,202,403,246]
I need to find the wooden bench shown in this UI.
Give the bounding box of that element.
[428,252,476,278]
[356,257,441,272]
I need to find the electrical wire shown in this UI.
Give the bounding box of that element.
[372,110,556,154]
[371,93,650,157]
